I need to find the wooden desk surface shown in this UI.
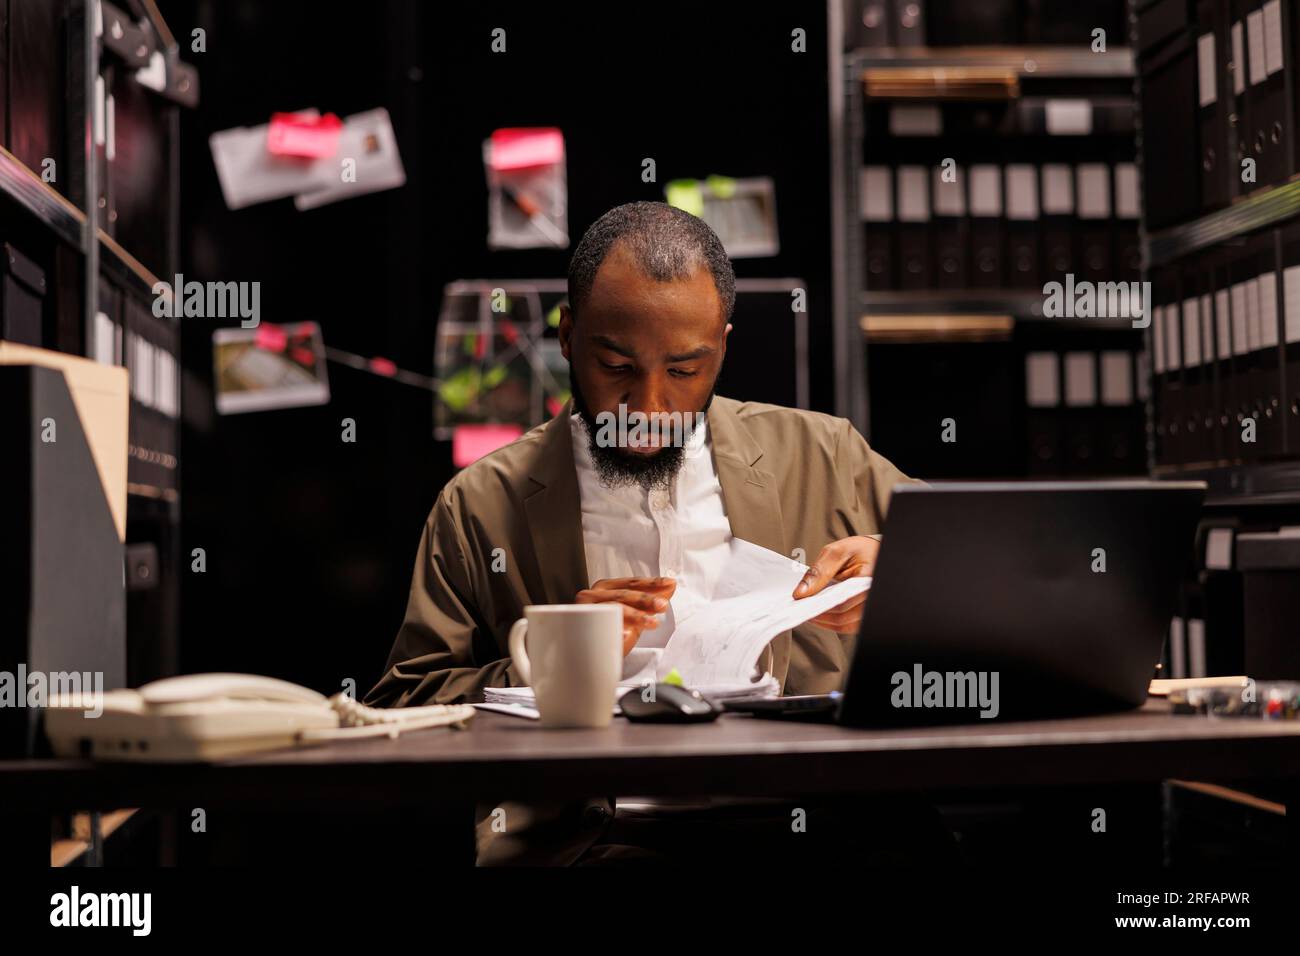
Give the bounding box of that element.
[5,700,1300,811]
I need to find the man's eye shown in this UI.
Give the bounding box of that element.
[600,361,632,373]
[668,368,698,378]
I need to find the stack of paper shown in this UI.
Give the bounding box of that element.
[481,673,780,713]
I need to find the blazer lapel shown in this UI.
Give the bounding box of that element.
[522,401,590,605]
[708,397,787,556]
[707,397,793,685]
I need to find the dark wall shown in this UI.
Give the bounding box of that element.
[165,0,832,693]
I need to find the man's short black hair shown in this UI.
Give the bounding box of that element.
[566,201,736,322]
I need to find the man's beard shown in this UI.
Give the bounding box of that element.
[569,372,715,493]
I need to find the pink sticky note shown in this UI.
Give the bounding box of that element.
[267,112,343,158]
[368,357,397,377]
[254,324,288,352]
[489,127,565,171]
[453,424,524,467]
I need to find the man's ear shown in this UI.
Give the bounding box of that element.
[558,305,574,360]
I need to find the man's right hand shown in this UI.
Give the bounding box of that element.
[575,576,676,656]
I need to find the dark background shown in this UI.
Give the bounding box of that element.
[162,1,834,694]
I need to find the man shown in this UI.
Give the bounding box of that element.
[364,201,942,865]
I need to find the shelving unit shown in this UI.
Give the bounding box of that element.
[858,45,1136,83]
[1147,176,1300,268]
[830,1,1145,483]
[1152,459,1300,506]
[862,288,1142,323]
[832,31,1140,434]
[0,6,187,374]
[0,0,198,687]
[1133,7,1300,505]
[0,147,86,249]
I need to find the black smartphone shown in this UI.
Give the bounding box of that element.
[721,693,841,722]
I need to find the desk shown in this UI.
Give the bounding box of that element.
[4,700,1298,864]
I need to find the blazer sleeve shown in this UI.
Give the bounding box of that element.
[838,418,923,537]
[362,489,522,707]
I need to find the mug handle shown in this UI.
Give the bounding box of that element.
[508,618,532,685]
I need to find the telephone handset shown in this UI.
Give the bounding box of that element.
[44,672,475,762]
[138,673,331,706]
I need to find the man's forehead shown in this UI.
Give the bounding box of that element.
[585,242,720,314]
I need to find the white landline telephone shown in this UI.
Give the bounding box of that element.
[43,673,475,762]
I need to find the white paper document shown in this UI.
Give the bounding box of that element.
[650,538,871,687]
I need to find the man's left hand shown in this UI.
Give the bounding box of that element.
[791,536,879,635]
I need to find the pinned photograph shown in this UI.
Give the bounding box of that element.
[212,322,330,414]
[209,107,405,211]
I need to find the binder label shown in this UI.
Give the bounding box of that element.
[1064,352,1098,407]
[1182,298,1201,366]
[1101,351,1134,406]
[860,167,893,222]
[1205,528,1234,570]
[1264,0,1285,76]
[1200,294,1214,363]
[1045,100,1092,136]
[889,106,942,137]
[1076,164,1111,220]
[1115,163,1140,219]
[1246,278,1263,352]
[932,165,966,216]
[1005,165,1039,220]
[1041,164,1075,214]
[1197,33,1217,107]
[1232,22,1246,96]
[1283,265,1300,343]
[896,166,931,222]
[969,165,1002,217]
[1230,282,1250,356]
[1165,303,1182,370]
[1258,272,1280,348]
[93,311,117,367]
[1025,352,1059,408]
[1153,305,1166,374]
[1246,10,1267,86]
[1215,289,1232,359]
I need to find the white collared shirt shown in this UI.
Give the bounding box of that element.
[571,411,761,812]
[569,412,733,682]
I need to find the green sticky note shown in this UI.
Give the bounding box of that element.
[438,367,481,412]
[705,174,736,199]
[546,303,563,328]
[662,668,684,687]
[665,179,704,218]
[483,364,507,389]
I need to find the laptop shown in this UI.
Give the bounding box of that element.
[726,481,1206,725]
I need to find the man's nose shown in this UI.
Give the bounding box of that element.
[625,375,672,418]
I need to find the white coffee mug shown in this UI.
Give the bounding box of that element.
[508,604,623,728]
